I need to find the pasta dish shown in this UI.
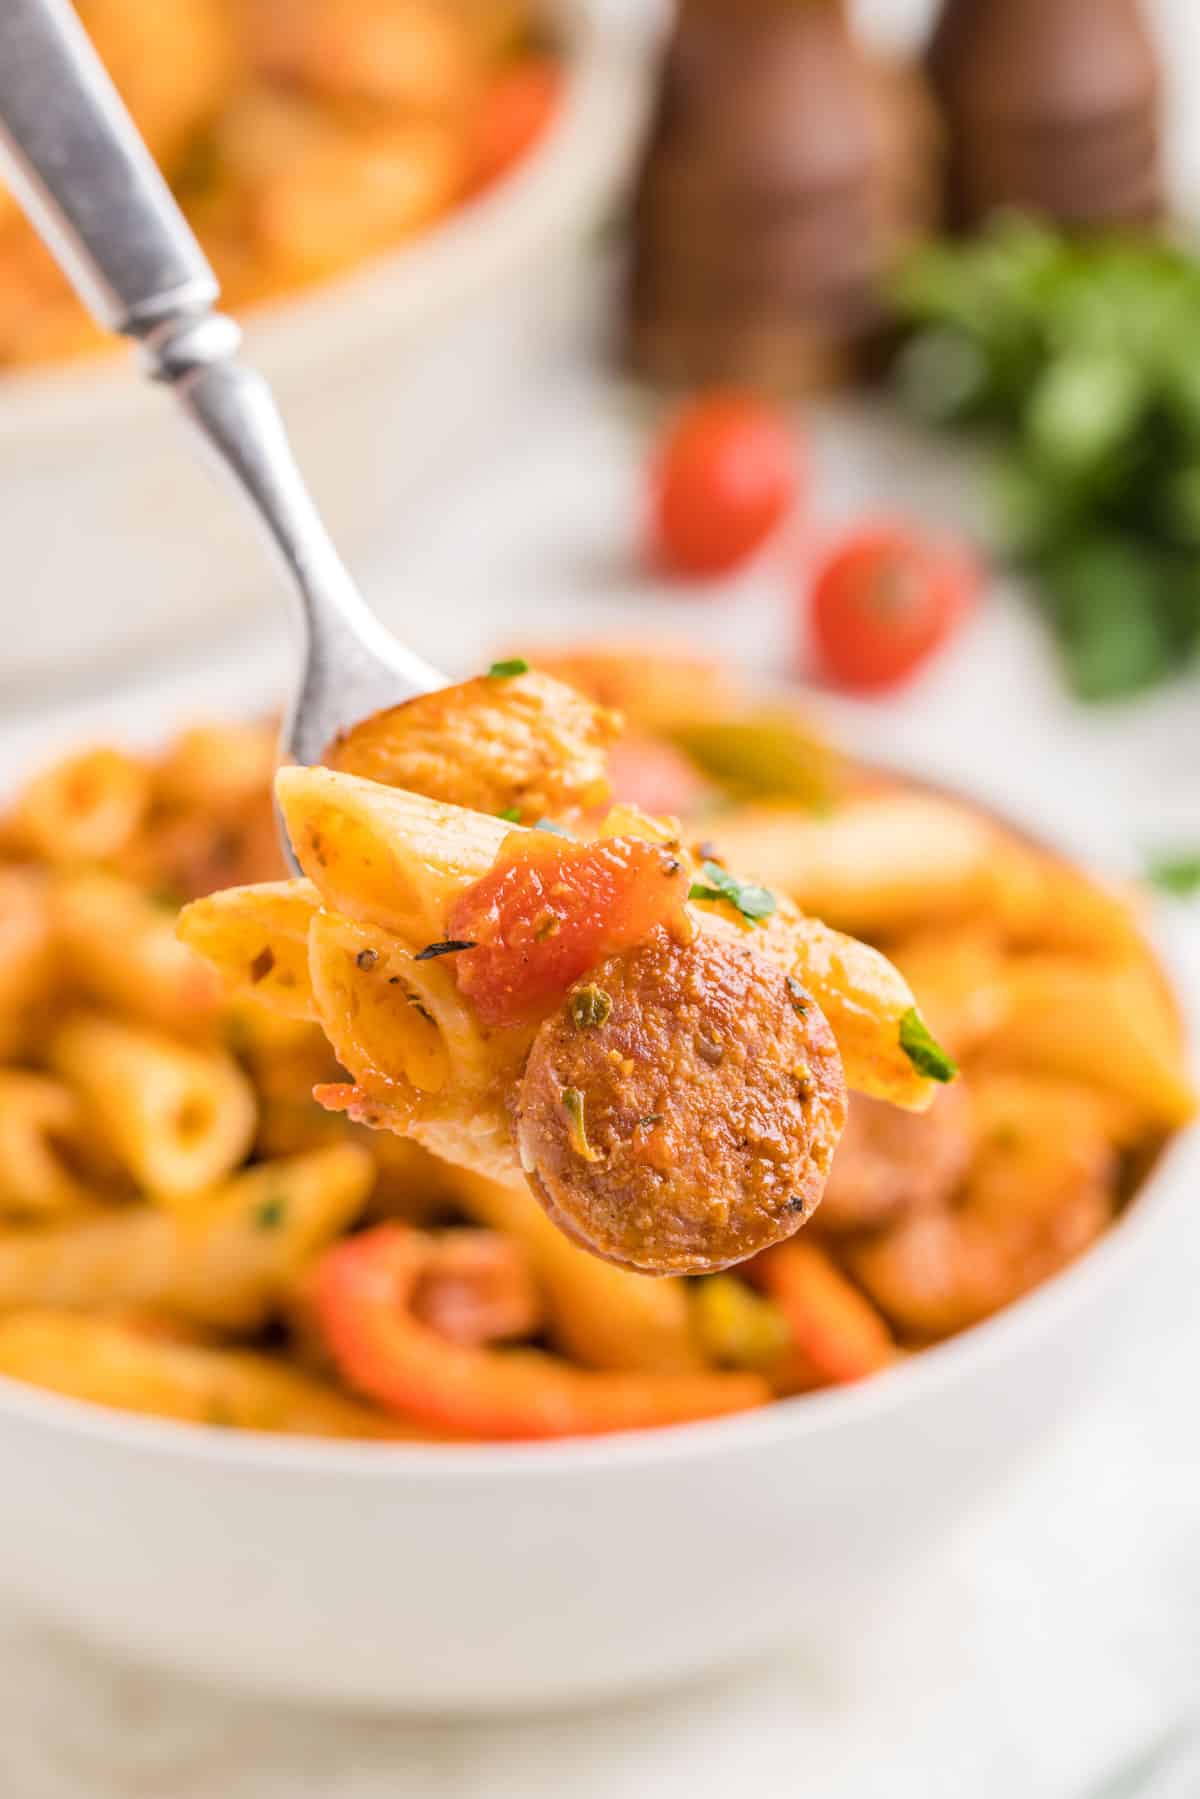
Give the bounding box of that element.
[0,646,1190,1440]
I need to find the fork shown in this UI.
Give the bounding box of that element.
[0,0,444,865]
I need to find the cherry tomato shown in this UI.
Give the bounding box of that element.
[650,393,800,578]
[807,522,977,693]
[469,58,563,195]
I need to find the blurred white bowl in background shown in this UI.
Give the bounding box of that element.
[0,0,649,700]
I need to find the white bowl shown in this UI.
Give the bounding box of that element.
[0,0,650,698]
[0,734,1192,1711]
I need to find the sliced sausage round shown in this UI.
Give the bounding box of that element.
[513,928,847,1274]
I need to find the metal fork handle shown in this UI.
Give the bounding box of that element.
[0,0,438,773]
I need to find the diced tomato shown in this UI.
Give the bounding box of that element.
[605,736,711,821]
[650,392,801,578]
[468,57,563,195]
[807,521,977,693]
[447,831,691,1028]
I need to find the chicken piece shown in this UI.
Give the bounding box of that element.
[326,671,620,825]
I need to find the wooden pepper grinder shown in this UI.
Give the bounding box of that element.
[928,0,1164,231]
[627,0,941,393]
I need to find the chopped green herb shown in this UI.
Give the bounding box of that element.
[497,806,522,823]
[414,939,477,961]
[534,818,572,838]
[898,1009,958,1084]
[688,860,777,923]
[561,1087,601,1162]
[785,976,809,1016]
[252,1195,287,1232]
[487,658,529,679]
[570,986,612,1030]
[1146,851,1200,898]
[637,1113,664,1131]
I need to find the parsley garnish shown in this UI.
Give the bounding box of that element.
[487,658,529,679]
[252,1196,287,1231]
[561,1088,601,1162]
[1147,851,1200,898]
[688,861,777,923]
[898,1009,958,1083]
[497,806,522,823]
[414,939,477,961]
[534,818,572,838]
[570,986,612,1030]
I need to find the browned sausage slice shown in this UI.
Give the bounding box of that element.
[814,1085,972,1236]
[513,930,847,1274]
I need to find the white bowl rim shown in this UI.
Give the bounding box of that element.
[1,752,1194,1480]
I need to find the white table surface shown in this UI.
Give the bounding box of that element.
[7,3,1200,1789]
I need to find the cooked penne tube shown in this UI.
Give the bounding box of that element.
[0,1145,373,1330]
[0,1073,94,1218]
[984,956,1196,1130]
[0,868,53,1058]
[175,879,321,1021]
[5,746,151,865]
[48,1014,257,1206]
[0,1310,416,1438]
[709,790,1001,938]
[51,871,223,1035]
[182,766,949,1274]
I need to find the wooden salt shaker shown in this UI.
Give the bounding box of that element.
[928,0,1164,230]
[627,0,941,393]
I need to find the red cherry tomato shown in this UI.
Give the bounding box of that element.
[469,58,563,196]
[650,393,800,578]
[808,522,977,693]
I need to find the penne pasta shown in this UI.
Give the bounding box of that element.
[0,1073,95,1219]
[0,649,1189,1435]
[0,1310,417,1437]
[176,878,321,1020]
[51,870,223,1036]
[0,1145,373,1331]
[5,746,151,865]
[48,1014,257,1206]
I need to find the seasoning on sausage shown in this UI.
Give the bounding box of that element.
[513,929,847,1274]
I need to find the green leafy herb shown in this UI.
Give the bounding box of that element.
[1146,851,1200,897]
[893,218,1200,702]
[487,658,529,679]
[898,1009,958,1084]
[561,1088,600,1162]
[637,1113,664,1131]
[570,986,612,1030]
[414,939,477,961]
[497,806,522,823]
[252,1196,287,1232]
[785,976,809,1017]
[688,860,777,923]
[534,818,572,838]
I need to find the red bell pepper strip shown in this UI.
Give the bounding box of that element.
[315,1225,767,1440]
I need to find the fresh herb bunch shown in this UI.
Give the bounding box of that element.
[892,216,1200,701]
